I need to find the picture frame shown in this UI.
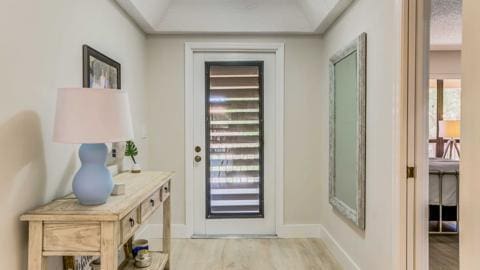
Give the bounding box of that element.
[83,45,121,89]
[329,33,367,230]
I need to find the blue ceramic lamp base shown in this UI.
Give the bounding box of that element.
[73,143,113,205]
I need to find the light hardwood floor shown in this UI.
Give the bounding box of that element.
[429,235,458,270]
[166,238,341,270]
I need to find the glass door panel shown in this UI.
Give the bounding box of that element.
[206,62,264,218]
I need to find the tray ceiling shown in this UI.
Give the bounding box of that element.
[115,0,353,34]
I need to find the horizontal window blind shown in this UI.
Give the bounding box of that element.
[206,62,264,218]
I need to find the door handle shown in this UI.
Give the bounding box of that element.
[194,156,202,163]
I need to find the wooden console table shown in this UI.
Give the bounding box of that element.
[21,171,174,270]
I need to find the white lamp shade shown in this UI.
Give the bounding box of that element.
[439,120,460,139]
[53,88,134,143]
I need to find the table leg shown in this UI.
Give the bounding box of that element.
[101,222,118,270]
[123,237,134,260]
[28,221,46,270]
[163,196,171,270]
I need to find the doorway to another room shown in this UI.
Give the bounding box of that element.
[402,0,462,269]
[427,1,462,269]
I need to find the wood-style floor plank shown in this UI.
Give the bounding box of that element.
[429,235,458,270]
[148,235,460,269]
[167,238,341,270]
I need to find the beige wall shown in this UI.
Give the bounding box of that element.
[430,50,461,79]
[0,1,148,269]
[320,0,399,269]
[145,35,324,225]
[460,0,480,268]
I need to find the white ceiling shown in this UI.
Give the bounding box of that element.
[431,0,462,50]
[116,0,353,34]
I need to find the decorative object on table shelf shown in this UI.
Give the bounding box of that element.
[53,88,134,205]
[439,120,461,159]
[132,239,149,257]
[135,250,153,268]
[62,257,75,270]
[90,258,101,270]
[125,140,141,173]
[63,253,94,270]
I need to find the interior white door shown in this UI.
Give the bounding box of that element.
[193,52,276,235]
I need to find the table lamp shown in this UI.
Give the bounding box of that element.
[53,88,134,205]
[439,120,460,159]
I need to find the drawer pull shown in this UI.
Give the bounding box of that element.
[129,218,135,227]
[150,199,155,207]
[164,186,168,192]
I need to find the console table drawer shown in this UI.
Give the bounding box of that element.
[43,222,101,252]
[121,208,139,242]
[140,189,161,223]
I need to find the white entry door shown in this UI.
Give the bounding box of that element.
[192,52,276,235]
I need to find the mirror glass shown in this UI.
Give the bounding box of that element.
[333,51,358,210]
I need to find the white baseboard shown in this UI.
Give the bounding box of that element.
[318,224,360,270]
[138,223,359,270]
[276,224,323,238]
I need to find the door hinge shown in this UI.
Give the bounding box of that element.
[407,166,415,178]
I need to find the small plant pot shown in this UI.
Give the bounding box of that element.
[131,163,142,173]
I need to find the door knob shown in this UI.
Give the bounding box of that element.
[194,156,202,163]
[195,146,202,153]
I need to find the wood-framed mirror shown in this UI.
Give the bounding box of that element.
[329,32,367,230]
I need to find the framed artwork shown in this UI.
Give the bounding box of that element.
[83,45,121,89]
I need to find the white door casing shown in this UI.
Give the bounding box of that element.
[193,52,275,235]
[400,0,430,269]
[184,43,285,236]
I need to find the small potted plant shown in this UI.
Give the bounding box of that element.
[125,140,141,173]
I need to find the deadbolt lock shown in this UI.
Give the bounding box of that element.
[195,146,202,153]
[194,156,202,163]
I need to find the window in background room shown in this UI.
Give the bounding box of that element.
[428,79,461,159]
[443,79,461,120]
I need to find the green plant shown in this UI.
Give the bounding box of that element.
[125,140,138,164]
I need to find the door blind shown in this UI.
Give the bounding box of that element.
[206,62,264,218]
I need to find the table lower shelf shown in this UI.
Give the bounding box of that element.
[119,252,168,270]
